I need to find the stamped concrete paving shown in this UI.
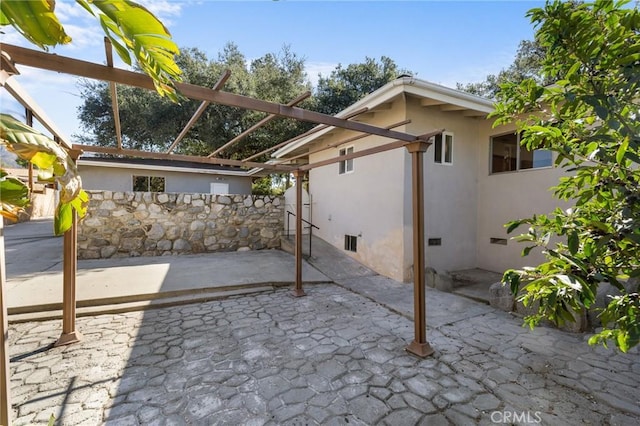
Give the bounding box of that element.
[8,283,640,425]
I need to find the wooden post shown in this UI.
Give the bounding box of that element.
[55,209,82,346]
[0,219,12,425]
[292,170,306,297]
[405,141,434,358]
[55,150,83,347]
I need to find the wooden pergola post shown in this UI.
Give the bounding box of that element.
[1,219,12,425]
[292,170,306,297]
[55,208,82,347]
[405,141,434,358]
[55,151,83,347]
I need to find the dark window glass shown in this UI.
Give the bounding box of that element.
[491,133,518,173]
[132,175,165,192]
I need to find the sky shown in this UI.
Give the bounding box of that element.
[0,0,544,144]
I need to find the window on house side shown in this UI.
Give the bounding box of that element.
[344,234,357,252]
[339,146,354,174]
[490,132,552,174]
[133,175,166,192]
[434,132,453,164]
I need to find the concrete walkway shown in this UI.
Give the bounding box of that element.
[4,221,640,425]
[4,219,328,320]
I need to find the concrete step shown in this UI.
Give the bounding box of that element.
[451,282,492,304]
[449,268,503,304]
[8,284,278,323]
[280,234,313,258]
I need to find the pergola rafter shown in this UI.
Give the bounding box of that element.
[275,119,412,165]
[1,44,422,145]
[104,38,123,150]
[0,42,441,423]
[242,107,370,163]
[208,91,311,158]
[166,70,232,154]
[73,144,296,172]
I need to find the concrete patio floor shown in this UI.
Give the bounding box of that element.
[4,221,640,425]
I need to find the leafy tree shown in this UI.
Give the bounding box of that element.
[457,40,552,99]
[313,56,412,115]
[77,44,312,160]
[492,0,640,352]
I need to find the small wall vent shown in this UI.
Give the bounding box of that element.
[428,238,442,246]
[344,235,357,252]
[490,238,508,245]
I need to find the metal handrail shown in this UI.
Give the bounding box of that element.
[286,210,319,230]
[286,210,319,257]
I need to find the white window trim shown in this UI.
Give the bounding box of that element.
[339,145,354,175]
[434,132,454,165]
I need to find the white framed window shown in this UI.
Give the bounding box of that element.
[133,175,165,192]
[339,146,354,174]
[490,132,552,174]
[434,132,453,164]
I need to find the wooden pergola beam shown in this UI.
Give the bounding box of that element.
[1,44,422,144]
[104,38,123,150]
[298,128,443,172]
[167,70,232,154]
[276,119,412,165]
[241,107,369,163]
[209,91,311,158]
[72,144,296,172]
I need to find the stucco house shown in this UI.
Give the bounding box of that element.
[273,76,567,282]
[78,157,254,195]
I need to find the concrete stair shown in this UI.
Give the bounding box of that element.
[279,233,313,258]
[8,284,279,323]
[450,269,503,304]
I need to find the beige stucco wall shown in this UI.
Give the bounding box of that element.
[308,97,488,281]
[475,120,570,273]
[308,99,409,281]
[78,164,252,194]
[404,97,481,277]
[306,95,571,281]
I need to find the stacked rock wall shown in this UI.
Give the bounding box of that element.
[78,191,283,259]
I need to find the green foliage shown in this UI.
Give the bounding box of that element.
[77,44,313,159]
[457,40,553,99]
[0,169,30,221]
[493,0,640,352]
[0,114,88,235]
[0,0,181,100]
[313,56,411,115]
[252,174,288,196]
[76,0,182,101]
[0,0,70,48]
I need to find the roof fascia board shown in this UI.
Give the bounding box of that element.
[77,159,251,176]
[403,80,494,113]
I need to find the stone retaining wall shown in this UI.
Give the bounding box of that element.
[78,191,283,259]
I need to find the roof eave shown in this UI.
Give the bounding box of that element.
[273,77,494,159]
